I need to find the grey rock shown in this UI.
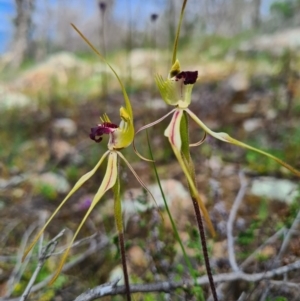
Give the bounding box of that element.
[52,118,77,137]
[251,177,298,203]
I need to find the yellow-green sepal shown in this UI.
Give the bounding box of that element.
[156,74,194,108]
[187,108,300,177]
[22,151,110,262]
[169,59,181,78]
[117,106,134,149]
[71,23,134,148]
[49,151,118,284]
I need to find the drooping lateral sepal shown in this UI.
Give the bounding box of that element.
[22,151,110,262]
[186,108,300,178]
[49,151,118,284]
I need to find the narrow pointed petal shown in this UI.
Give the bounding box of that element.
[71,24,133,121]
[187,108,300,177]
[190,132,207,147]
[72,24,134,150]
[164,110,183,150]
[171,0,188,67]
[22,151,110,261]
[49,151,118,284]
[133,109,176,161]
[116,151,161,216]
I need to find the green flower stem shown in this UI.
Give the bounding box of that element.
[180,112,218,300]
[146,131,204,300]
[113,171,131,301]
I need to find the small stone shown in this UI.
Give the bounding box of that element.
[251,177,298,204]
[51,140,76,162]
[258,245,276,259]
[127,245,148,268]
[52,118,77,137]
[226,72,249,92]
[243,118,263,132]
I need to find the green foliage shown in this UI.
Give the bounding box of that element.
[246,148,283,174]
[284,195,300,228]
[258,198,269,221]
[270,1,297,19]
[266,297,288,301]
[239,198,269,242]
[12,255,68,298]
[237,220,261,246]
[35,183,57,201]
[255,252,270,262]
[65,165,80,182]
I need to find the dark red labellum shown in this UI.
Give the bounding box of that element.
[176,71,198,85]
[90,122,118,143]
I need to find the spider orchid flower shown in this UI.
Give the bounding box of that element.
[22,25,155,288]
[134,0,300,238]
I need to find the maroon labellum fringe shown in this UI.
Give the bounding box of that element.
[176,71,198,85]
[90,122,118,142]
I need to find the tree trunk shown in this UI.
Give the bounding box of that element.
[11,0,35,69]
[252,0,262,28]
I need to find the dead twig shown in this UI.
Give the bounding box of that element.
[227,170,247,272]
[20,234,108,296]
[19,229,65,301]
[277,210,300,259]
[72,259,300,301]
[240,227,287,269]
[4,223,38,298]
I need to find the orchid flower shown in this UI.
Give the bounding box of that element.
[135,0,300,236]
[134,2,300,299]
[23,25,154,298]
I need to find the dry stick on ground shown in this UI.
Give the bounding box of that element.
[0,234,109,301]
[240,227,287,269]
[20,229,65,301]
[22,235,109,296]
[259,209,300,301]
[277,209,300,259]
[208,170,248,301]
[3,223,38,298]
[71,259,300,301]
[227,170,248,272]
[50,232,98,256]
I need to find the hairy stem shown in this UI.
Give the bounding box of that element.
[191,197,218,301]
[113,168,131,301]
[118,232,131,301]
